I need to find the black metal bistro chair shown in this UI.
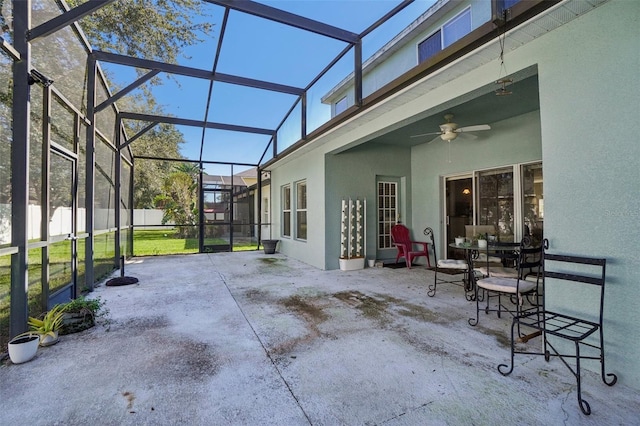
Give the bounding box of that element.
[423,227,468,298]
[469,239,543,327]
[497,241,618,415]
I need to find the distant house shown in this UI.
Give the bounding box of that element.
[265,0,639,387]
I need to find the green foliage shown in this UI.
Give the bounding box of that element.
[65,1,212,207]
[27,304,65,340]
[67,0,213,69]
[154,167,199,238]
[60,296,104,316]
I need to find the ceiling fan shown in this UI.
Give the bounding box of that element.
[411,113,491,144]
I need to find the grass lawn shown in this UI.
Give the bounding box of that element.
[1,228,261,347]
[132,229,260,256]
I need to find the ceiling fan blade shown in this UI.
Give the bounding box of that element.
[457,132,478,141]
[455,124,491,133]
[410,131,442,138]
[426,135,442,145]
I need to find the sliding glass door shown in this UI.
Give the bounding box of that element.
[477,166,514,242]
[442,162,543,257]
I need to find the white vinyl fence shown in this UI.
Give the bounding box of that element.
[0,206,171,244]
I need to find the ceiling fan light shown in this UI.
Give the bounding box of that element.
[441,132,457,141]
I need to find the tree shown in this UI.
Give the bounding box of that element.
[67,0,213,68]
[154,165,199,238]
[67,0,215,207]
[116,92,187,208]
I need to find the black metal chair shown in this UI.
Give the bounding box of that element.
[473,240,521,279]
[497,242,618,415]
[423,227,468,298]
[469,239,543,327]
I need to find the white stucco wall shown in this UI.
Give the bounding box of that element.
[270,149,326,269]
[534,0,640,386]
[270,0,640,388]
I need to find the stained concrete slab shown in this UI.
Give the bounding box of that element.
[1,252,638,425]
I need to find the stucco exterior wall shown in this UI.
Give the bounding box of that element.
[269,149,326,269]
[325,143,413,269]
[270,0,639,388]
[534,0,640,387]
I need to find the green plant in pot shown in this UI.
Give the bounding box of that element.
[27,304,65,347]
[59,296,108,334]
[475,233,488,248]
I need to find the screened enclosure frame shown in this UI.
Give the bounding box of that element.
[2,0,556,340]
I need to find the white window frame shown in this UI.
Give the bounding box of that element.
[295,180,307,241]
[417,6,472,63]
[335,96,348,116]
[442,7,471,48]
[282,184,291,238]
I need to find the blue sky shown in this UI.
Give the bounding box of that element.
[109,1,437,175]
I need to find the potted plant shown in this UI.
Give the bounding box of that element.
[59,296,107,335]
[455,236,465,246]
[262,239,279,254]
[7,333,40,364]
[27,304,65,346]
[475,233,488,249]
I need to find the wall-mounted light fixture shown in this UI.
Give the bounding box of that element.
[462,188,471,195]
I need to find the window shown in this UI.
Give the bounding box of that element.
[263,197,269,224]
[335,96,348,115]
[418,31,441,63]
[443,8,471,48]
[472,162,543,244]
[295,181,307,240]
[418,8,472,63]
[477,166,514,241]
[377,181,397,249]
[282,185,291,237]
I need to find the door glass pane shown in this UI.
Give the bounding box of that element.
[446,177,473,259]
[49,239,72,296]
[51,96,76,153]
[522,163,544,245]
[203,224,230,250]
[477,167,514,241]
[204,190,230,223]
[203,189,231,251]
[377,181,397,249]
[49,152,73,237]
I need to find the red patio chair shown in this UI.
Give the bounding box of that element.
[390,224,431,268]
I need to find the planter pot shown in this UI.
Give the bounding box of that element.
[262,239,279,254]
[339,257,365,271]
[61,312,95,335]
[8,334,39,364]
[39,331,59,347]
[367,259,376,267]
[455,237,465,246]
[477,239,488,249]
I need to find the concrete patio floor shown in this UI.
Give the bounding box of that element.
[1,251,637,425]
